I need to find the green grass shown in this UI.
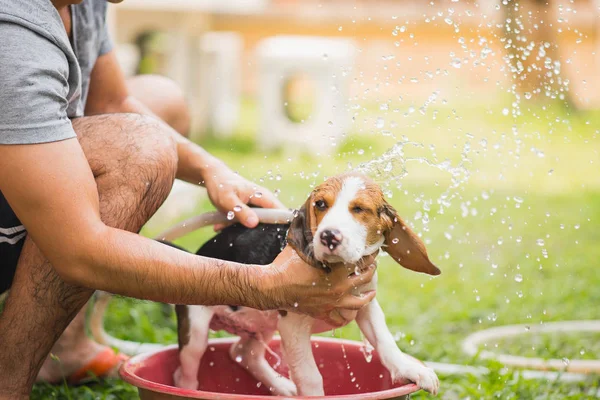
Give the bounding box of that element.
[495,333,600,361]
[31,98,600,399]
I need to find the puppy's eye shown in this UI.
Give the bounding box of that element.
[314,200,328,211]
[352,206,365,213]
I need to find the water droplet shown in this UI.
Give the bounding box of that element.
[515,274,523,283]
[361,345,374,363]
[235,355,243,363]
[380,103,389,111]
[562,357,570,366]
[254,192,263,198]
[451,58,462,68]
[293,302,299,308]
[391,238,399,244]
[233,205,242,212]
[536,150,545,158]
[357,149,365,155]
[322,53,328,60]
[536,239,545,247]
[502,108,509,116]
[376,117,385,129]
[227,211,235,220]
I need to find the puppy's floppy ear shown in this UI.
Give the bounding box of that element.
[286,196,319,268]
[381,203,441,276]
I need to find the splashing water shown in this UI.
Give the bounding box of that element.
[356,140,471,209]
[360,334,374,363]
[340,343,356,386]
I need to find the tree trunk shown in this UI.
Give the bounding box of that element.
[503,0,577,110]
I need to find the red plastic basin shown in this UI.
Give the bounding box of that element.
[120,337,419,399]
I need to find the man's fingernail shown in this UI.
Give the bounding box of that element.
[247,215,258,225]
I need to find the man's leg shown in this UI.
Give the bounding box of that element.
[35,74,190,385]
[126,74,191,137]
[0,114,177,398]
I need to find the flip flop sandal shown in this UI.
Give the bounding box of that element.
[67,347,129,385]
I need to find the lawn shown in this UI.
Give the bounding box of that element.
[31,98,600,399]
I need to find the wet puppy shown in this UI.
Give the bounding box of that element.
[174,172,441,396]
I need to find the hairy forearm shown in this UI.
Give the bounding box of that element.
[118,96,221,185]
[73,225,279,309]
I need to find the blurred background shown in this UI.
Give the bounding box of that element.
[109,0,600,122]
[35,0,600,398]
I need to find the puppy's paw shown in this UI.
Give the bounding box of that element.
[269,377,297,396]
[173,366,199,390]
[392,364,439,396]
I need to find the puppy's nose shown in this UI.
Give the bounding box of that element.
[320,229,343,250]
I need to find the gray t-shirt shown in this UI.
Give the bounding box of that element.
[0,0,112,145]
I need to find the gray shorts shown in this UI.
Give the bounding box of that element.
[0,191,26,294]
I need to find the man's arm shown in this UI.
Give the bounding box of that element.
[84,51,280,228]
[0,21,375,326]
[0,140,375,321]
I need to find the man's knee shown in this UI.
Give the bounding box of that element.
[128,114,178,209]
[126,75,191,137]
[74,113,177,217]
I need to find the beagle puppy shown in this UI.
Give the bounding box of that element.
[174,172,441,396]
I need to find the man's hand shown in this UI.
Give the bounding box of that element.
[264,246,377,326]
[203,162,286,229]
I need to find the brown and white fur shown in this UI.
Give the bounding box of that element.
[172,173,441,396]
